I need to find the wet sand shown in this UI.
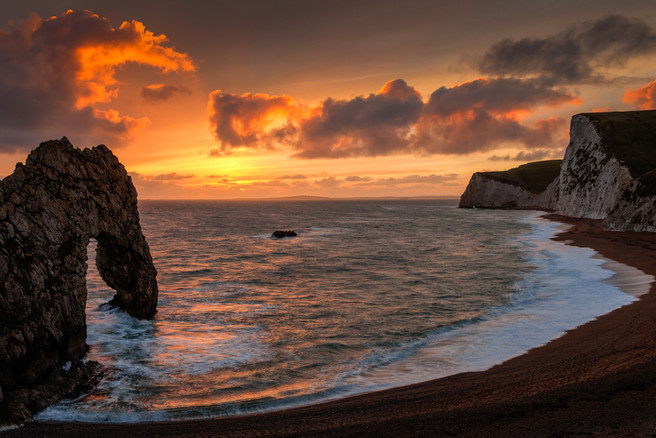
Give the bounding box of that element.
[5,216,656,437]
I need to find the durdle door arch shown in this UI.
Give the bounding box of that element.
[0,137,158,423]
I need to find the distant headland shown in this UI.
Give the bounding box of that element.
[460,110,656,232]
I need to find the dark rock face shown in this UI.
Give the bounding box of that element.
[0,137,158,423]
[272,230,297,238]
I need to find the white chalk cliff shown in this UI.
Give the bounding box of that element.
[460,110,656,233]
[459,160,561,210]
[557,111,656,232]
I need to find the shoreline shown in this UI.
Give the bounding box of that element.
[5,216,656,437]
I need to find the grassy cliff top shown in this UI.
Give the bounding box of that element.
[480,160,562,194]
[582,110,656,176]
[581,110,656,196]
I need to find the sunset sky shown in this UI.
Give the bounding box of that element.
[1,0,656,199]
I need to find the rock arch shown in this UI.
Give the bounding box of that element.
[0,138,158,423]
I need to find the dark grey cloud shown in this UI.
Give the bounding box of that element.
[141,84,191,101]
[479,15,656,84]
[425,78,576,115]
[293,81,424,158]
[295,77,573,157]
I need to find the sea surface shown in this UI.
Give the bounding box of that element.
[36,199,651,422]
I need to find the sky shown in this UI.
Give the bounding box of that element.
[1,0,656,199]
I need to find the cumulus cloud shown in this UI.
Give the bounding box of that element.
[142,84,192,101]
[207,90,303,154]
[424,78,577,115]
[479,15,656,84]
[208,78,574,158]
[413,79,573,154]
[623,80,656,109]
[0,9,195,152]
[292,80,424,158]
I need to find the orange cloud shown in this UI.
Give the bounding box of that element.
[623,80,656,110]
[378,78,422,100]
[0,9,195,152]
[208,78,575,158]
[74,18,194,108]
[208,90,306,154]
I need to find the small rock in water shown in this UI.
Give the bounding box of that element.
[272,230,297,239]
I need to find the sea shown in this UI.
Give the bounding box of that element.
[35,198,653,422]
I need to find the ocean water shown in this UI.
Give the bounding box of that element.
[36,199,652,422]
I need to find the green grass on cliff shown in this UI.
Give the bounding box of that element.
[480,160,562,194]
[583,110,656,196]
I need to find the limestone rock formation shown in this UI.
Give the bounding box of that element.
[557,111,656,232]
[0,137,158,423]
[459,160,561,210]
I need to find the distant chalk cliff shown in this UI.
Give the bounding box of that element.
[460,110,656,232]
[459,161,561,210]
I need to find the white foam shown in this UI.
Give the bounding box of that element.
[338,212,653,389]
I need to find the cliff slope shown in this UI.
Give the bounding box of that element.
[0,138,158,423]
[459,160,561,209]
[558,111,656,232]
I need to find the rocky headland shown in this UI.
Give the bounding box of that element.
[460,110,656,232]
[0,138,158,424]
[458,160,561,210]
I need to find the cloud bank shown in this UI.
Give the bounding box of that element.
[0,9,195,152]
[207,14,656,161]
[209,78,575,158]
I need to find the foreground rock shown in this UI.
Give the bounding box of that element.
[460,110,656,232]
[459,160,561,210]
[0,137,158,424]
